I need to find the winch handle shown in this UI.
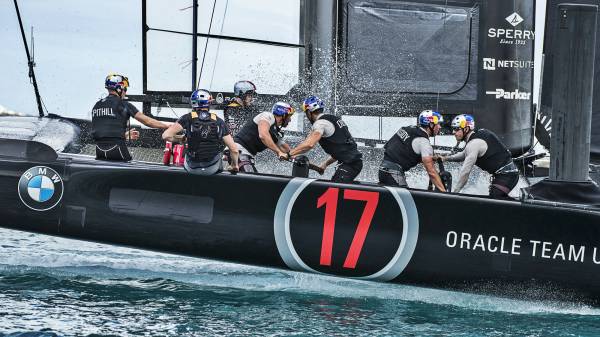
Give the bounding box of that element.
[285,156,325,174]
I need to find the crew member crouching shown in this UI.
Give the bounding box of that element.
[441,114,518,198]
[378,110,446,192]
[92,73,170,161]
[162,89,239,175]
[287,96,363,183]
[233,102,294,173]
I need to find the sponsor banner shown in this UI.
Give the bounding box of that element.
[485,89,531,100]
[445,231,600,265]
[488,12,534,46]
[483,58,534,71]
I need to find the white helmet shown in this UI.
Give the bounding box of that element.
[451,114,475,130]
[418,110,443,127]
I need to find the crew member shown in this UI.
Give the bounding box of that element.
[162,89,239,175]
[287,96,363,183]
[224,80,259,136]
[441,114,518,198]
[92,73,170,161]
[378,110,446,191]
[233,102,294,173]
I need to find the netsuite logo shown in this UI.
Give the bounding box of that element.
[486,89,531,100]
[488,12,534,45]
[483,58,534,71]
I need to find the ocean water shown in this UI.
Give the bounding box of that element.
[1,228,600,337]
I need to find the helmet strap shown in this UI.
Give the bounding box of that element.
[428,124,435,135]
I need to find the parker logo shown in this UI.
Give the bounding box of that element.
[483,58,534,71]
[18,166,64,211]
[486,89,531,100]
[506,12,524,27]
[488,12,534,45]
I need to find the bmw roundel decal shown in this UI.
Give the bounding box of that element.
[18,166,64,211]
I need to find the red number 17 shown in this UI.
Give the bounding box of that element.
[317,188,379,269]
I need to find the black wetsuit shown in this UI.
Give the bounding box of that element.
[379,126,429,187]
[91,94,138,161]
[178,111,228,172]
[223,101,259,137]
[469,129,519,198]
[316,114,363,183]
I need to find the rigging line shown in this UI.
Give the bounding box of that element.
[333,0,340,115]
[31,27,48,115]
[435,0,449,112]
[165,101,181,119]
[14,0,44,117]
[209,0,229,90]
[197,0,218,89]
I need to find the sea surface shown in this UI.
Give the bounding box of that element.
[1,228,600,337]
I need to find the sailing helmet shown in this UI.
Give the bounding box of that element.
[272,102,295,117]
[451,114,475,130]
[233,80,257,97]
[302,96,325,113]
[418,110,443,127]
[190,89,212,110]
[105,73,129,93]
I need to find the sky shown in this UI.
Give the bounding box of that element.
[1,0,546,121]
[1,0,301,120]
[1,1,143,119]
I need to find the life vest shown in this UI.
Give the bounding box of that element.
[185,111,223,163]
[234,115,281,156]
[317,114,362,164]
[91,95,134,140]
[383,126,429,171]
[223,101,259,136]
[468,129,513,174]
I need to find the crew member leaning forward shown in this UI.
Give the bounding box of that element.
[233,102,294,173]
[92,73,169,161]
[379,110,446,192]
[162,89,239,175]
[440,114,518,198]
[287,96,363,183]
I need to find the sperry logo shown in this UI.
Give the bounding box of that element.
[486,89,531,100]
[488,12,533,46]
[506,12,524,27]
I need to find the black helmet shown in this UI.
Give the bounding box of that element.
[233,80,257,97]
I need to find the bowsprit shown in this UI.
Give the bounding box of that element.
[17,166,64,211]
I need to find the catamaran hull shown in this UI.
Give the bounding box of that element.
[1,140,600,303]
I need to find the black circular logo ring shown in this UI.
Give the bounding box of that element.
[17,166,64,211]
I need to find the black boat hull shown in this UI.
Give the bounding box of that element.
[1,140,600,303]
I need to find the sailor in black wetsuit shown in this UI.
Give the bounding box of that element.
[223,80,260,136]
[92,73,169,161]
[441,114,519,198]
[379,110,446,192]
[162,89,239,175]
[287,96,363,183]
[234,102,294,173]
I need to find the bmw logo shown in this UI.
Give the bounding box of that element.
[18,166,64,211]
